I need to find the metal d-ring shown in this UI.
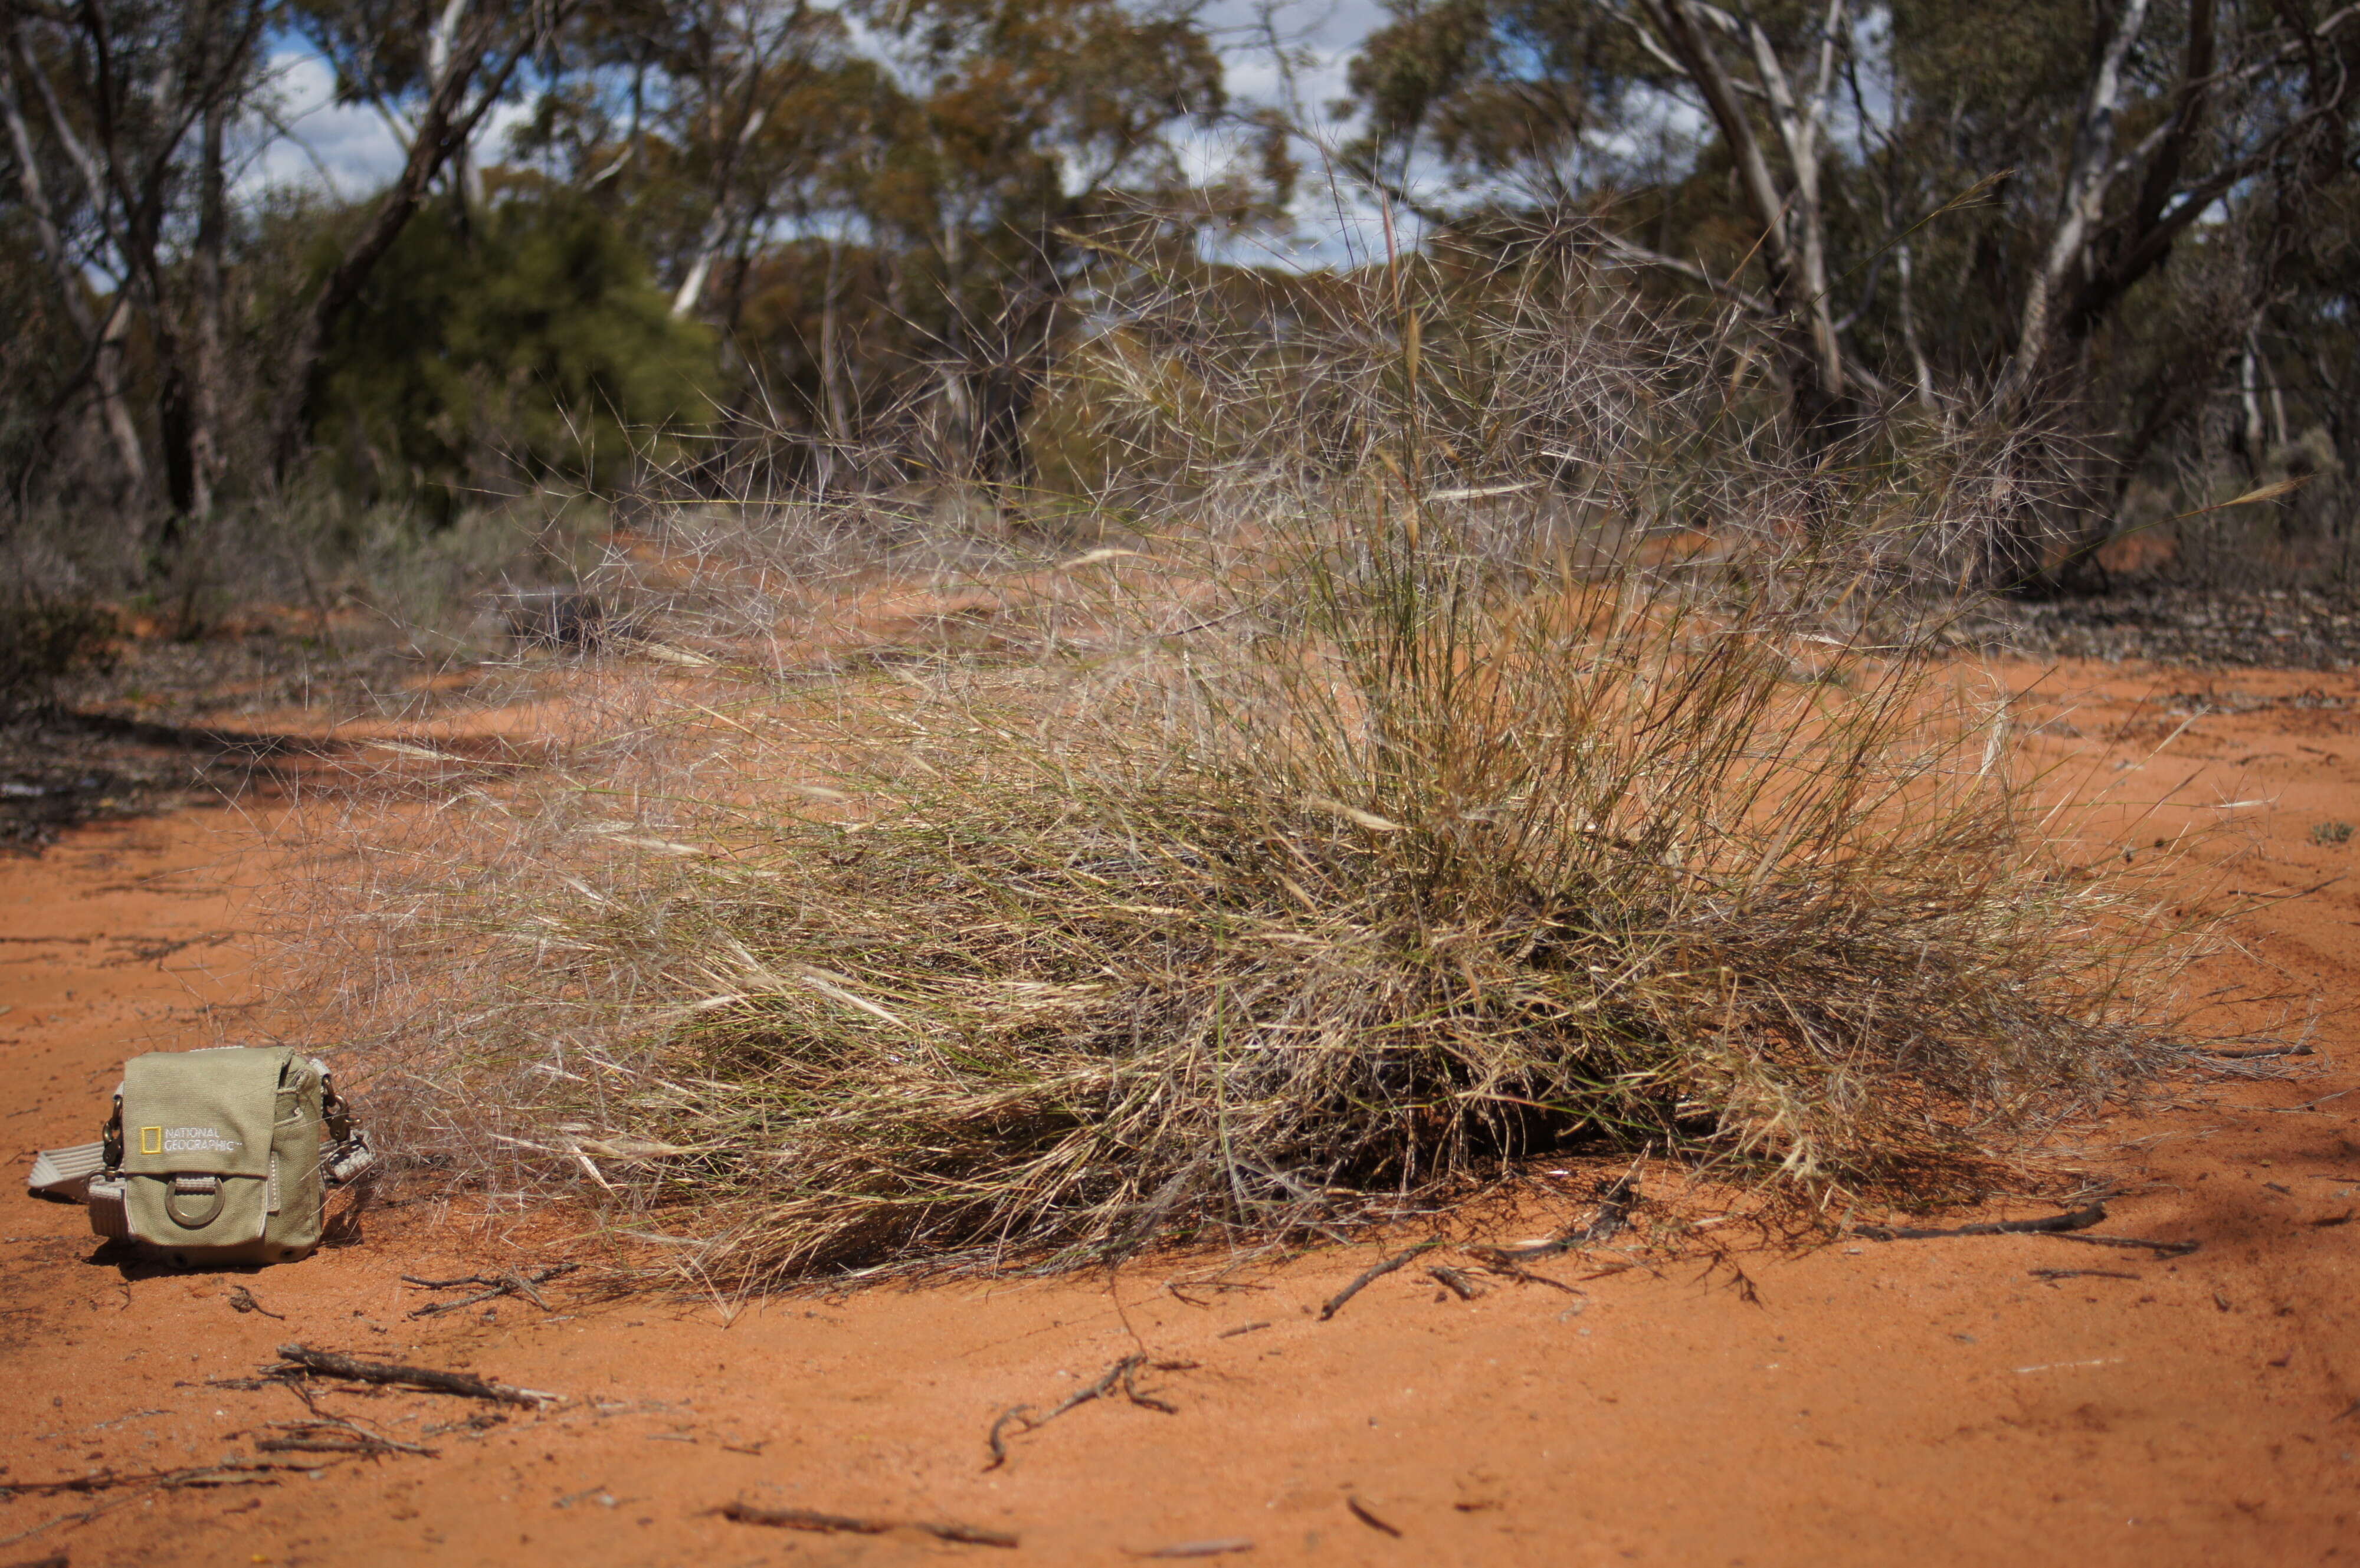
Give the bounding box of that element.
[165,1177,225,1229]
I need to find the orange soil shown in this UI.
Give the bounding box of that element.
[5,660,2360,1567]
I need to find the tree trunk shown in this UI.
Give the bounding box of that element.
[1,61,148,491]
[267,7,517,478]
[188,97,227,519]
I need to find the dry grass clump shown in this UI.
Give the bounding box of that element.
[286,260,2208,1284]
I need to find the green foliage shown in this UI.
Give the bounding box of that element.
[313,185,715,516]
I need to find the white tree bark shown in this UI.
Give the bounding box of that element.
[1998,0,2154,409]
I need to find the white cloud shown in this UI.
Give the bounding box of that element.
[235,8,1409,267]
[237,48,408,199]
[234,46,536,202]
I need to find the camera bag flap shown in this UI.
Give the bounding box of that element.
[117,1047,320,1264]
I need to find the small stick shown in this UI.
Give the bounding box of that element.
[2049,1233,2201,1258]
[254,1417,438,1457]
[1319,1239,1441,1321]
[2201,1044,2313,1059]
[404,1264,579,1318]
[1120,1360,1185,1415]
[1123,1540,1254,1559]
[1857,1203,2108,1241]
[719,1501,1017,1548]
[1346,1496,1403,1537]
[983,1354,1191,1468]
[1044,1354,1143,1421]
[1426,1265,1481,1301]
[273,1344,556,1406]
[1216,1321,1271,1339]
[1470,1255,1582,1295]
[983,1405,1033,1471]
[2029,1268,2141,1282]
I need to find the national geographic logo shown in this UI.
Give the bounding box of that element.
[139,1126,242,1156]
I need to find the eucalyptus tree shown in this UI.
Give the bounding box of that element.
[1346,0,2360,580]
[4,0,270,521]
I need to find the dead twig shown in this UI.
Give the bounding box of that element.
[1123,1541,1255,1559]
[2049,1232,2201,1258]
[1215,1320,1271,1339]
[1119,1359,1189,1415]
[982,1354,1192,1469]
[2030,1268,2141,1282]
[402,1263,579,1318]
[1346,1496,1403,1537]
[1426,1265,1482,1301]
[983,1405,1033,1471]
[1319,1239,1441,1321]
[1,1467,239,1498]
[272,1344,558,1406]
[252,1418,437,1458]
[1463,1250,1584,1294]
[0,1467,293,1555]
[1046,1354,1145,1422]
[719,1501,1017,1548]
[1857,1203,2108,1241]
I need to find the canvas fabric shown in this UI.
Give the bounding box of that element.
[114,1047,322,1264]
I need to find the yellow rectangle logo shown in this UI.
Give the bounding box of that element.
[140,1126,163,1154]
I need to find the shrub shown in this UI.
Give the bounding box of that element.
[295,261,2207,1285]
[0,596,116,715]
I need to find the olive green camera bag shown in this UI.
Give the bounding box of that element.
[28,1047,373,1267]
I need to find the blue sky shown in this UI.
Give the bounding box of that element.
[239,0,1401,264]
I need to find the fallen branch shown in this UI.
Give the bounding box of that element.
[1319,1239,1441,1321]
[1346,1496,1403,1537]
[719,1501,1017,1548]
[1426,1265,1482,1301]
[273,1344,557,1406]
[2201,1043,2314,1059]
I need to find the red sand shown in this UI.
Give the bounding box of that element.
[5,660,2360,1566]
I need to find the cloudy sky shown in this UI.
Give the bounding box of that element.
[238,0,1401,263]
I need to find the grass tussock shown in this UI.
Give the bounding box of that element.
[287,262,2213,1284]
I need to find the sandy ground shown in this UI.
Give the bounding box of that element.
[5,659,2360,1567]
